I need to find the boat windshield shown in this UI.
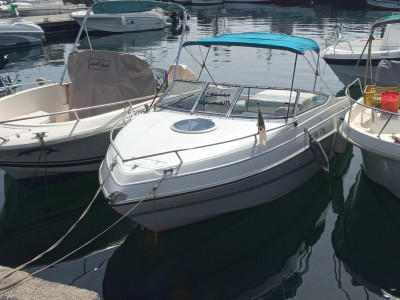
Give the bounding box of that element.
[155,81,240,115]
[155,80,329,118]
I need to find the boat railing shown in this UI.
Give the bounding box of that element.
[346,78,400,138]
[0,79,56,92]
[333,40,353,54]
[0,94,155,127]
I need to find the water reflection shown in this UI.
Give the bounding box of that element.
[332,169,400,298]
[0,46,44,71]
[0,172,136,268]
[79,30,170,52]
[102,146,353,299]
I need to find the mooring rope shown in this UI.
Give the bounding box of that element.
[0,164,171,294]
[22,133,47,198]
[0,156,118,289]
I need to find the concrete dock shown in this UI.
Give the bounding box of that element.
[0,266,100,299]
[17,14,81,37]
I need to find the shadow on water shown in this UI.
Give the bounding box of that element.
[102,145,353,300]
[332,168,400,298]
[0,172,136,268]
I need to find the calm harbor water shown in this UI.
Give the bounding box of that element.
[0,3,399,299]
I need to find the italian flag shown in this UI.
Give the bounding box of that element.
[257,106,267,145]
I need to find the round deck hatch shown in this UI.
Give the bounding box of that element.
[171,118,216,134]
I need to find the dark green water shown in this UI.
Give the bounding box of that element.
[0,3,399,299]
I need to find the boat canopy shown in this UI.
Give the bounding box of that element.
[370,14,400,33]
[182,33,320,55]
[92,0,184,15]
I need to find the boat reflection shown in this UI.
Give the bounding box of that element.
[102,146,353,299]
[0,45,43,71]
[332,168,400,298]
[78,28,172,52]
[0,172,136,267]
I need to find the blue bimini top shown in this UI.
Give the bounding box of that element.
[182,32,320,55]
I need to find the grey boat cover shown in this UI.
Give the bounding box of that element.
[375,60,400,87]
[68,50,155,118]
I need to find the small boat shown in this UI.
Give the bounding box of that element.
[342,74,400,197]
[0,0,86,17]
[367,0,400,10]
[340,16,400,198]
[0,17,44,50]
[0,49,157,182]
[320,15,400,86]
[99,32,350,231]
[71,0,184,33]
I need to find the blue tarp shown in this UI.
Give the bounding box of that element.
[182,33,320,55]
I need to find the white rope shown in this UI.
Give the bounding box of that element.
[0,156,118,290]
[0,166,171,294]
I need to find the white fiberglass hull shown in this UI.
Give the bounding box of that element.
[71,10,168,32]
[0,83,151,181]
[367,0,400,10]
[0,3,86,16]
[101,136,337,231]
[321,38,400,85]
[340,100,400,198]
[1,130,114,180]
[100,95,349,231]
[362,150,400,198]
[325,63,376,86]
[0,18,44,49]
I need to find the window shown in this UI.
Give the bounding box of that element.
[231,87,296,117]
[155,81,205,111]
[194,84,240,115]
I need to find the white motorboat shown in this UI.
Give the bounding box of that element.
[71,0,184,33]
[342,73,400,198]
[0,17,44,49]
[367,0,400,10]
[340,14,400,198]
[0,0,86,17]
[0,49,157,182]
[99,32,350,232]
[320,15,400,86]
